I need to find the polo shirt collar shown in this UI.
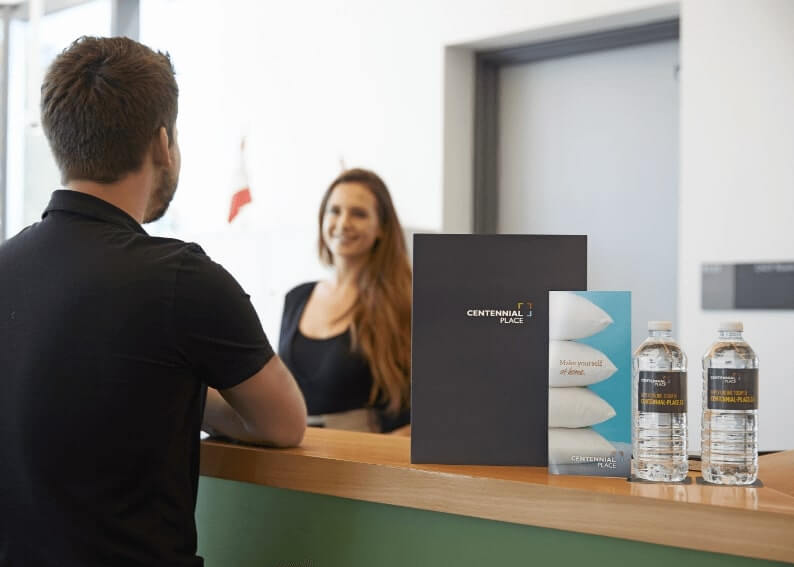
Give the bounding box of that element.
[43,190,148,235]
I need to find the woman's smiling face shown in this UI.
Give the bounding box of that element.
[322,182,382,263]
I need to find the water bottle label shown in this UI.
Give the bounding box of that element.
[637,371,687,413]
[707,369,758,410]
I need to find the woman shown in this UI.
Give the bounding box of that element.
[279,168,411,433]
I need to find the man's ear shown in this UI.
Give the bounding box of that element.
[151,126,172,167]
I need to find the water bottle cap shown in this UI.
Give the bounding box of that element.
[719,321,743,332]
[648,320,672,331]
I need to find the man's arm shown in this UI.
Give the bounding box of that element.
[203,355,307,447]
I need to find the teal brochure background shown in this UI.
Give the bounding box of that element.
[571,291,631,443]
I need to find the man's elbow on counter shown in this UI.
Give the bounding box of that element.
[269,415,307,448]
[253,397,308,448]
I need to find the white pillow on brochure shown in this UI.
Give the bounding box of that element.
[548,340,617,387]
[548,387,616,428]
[548,427,616,464]
[549,291,613,340]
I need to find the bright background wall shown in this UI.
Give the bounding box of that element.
[137,0,677,342]
[678,0,794,451]
[146,0,794,451]
[6,0,793,450]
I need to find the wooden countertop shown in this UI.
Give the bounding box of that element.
[200,428,794,563]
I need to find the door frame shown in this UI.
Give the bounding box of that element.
[472,18,679,233]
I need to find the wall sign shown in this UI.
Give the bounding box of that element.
[702,262,794,310]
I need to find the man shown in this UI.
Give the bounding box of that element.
[0,36,307,566]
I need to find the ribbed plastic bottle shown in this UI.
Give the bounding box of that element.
[701,321,759,485]
[632,321,688,481]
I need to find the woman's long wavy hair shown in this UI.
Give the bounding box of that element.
[318,168,412,414]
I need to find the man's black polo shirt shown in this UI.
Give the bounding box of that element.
[0,190,274,566]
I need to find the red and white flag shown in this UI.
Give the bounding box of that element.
[228,137,252,223]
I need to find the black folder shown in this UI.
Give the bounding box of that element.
[411,234,587,465]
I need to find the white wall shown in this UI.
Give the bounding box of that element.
[140,0,673,340]
[679,0,794,451]
[138,0,792,450]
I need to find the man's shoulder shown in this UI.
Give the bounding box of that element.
[122,236,233,293]
[140,236,209,268]
[0,223,39,255]
[144,235,205,254]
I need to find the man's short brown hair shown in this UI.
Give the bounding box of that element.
[41,36,178,184]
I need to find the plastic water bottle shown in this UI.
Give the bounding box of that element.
[701,322,759,485]
[632,321,688,481]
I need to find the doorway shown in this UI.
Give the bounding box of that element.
[474,21,679,348]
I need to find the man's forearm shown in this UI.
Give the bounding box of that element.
[202,357,307,447]
[202,388,260,442]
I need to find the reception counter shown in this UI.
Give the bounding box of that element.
[198,428,794,566]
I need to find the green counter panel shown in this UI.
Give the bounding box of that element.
[196,476,790,567]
